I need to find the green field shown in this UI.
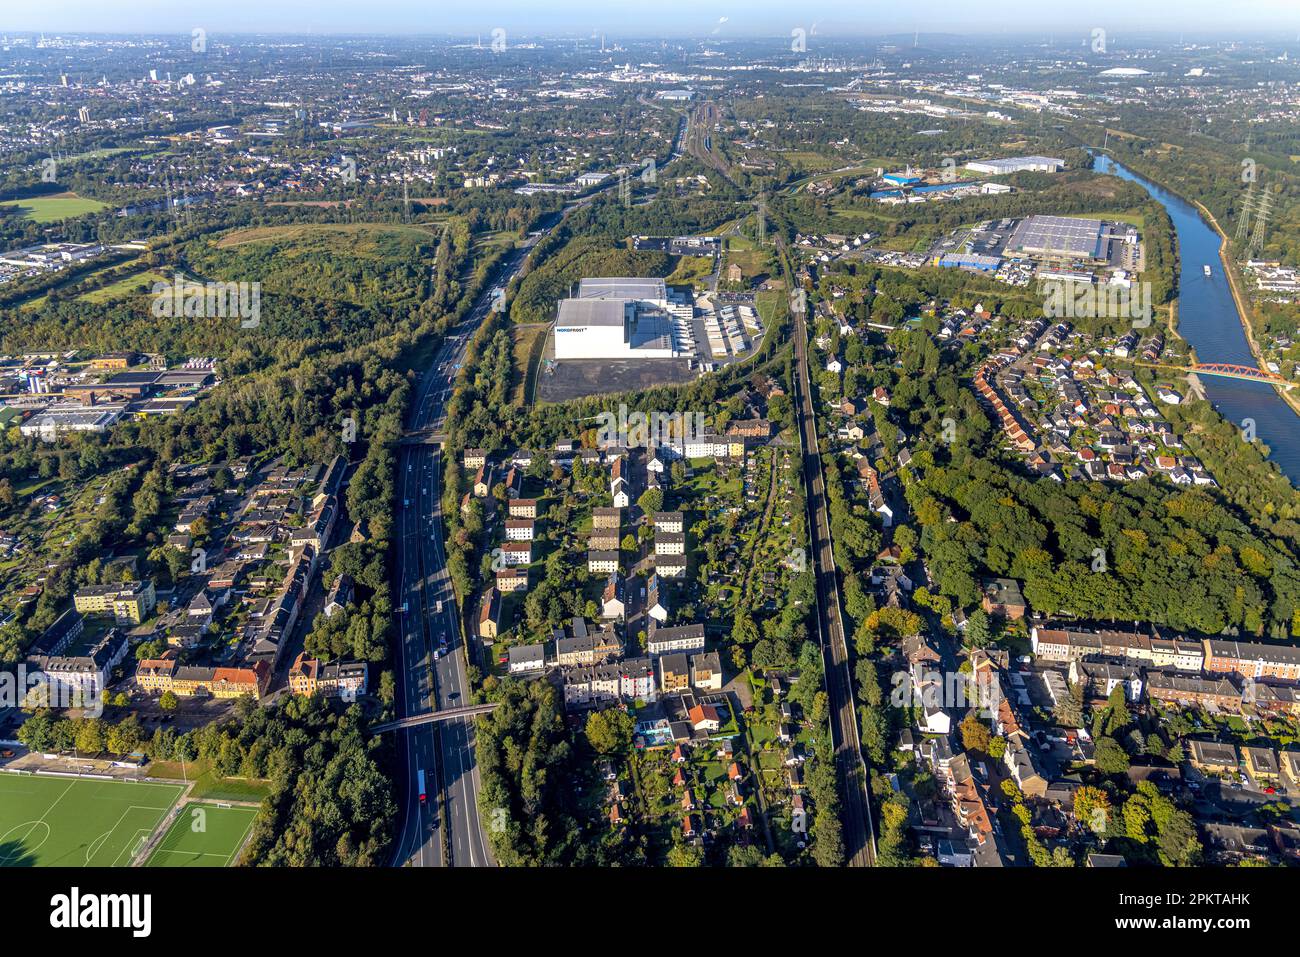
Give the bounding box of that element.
[0,774,183,867]
[79,265,164,304]
[0,194,108,222]
[145,803,258,868]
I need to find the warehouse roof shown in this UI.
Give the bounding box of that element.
[557,298,629,327]
[577,277,667,301]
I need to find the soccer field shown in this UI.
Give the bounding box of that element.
[0,194,109,222]
[145,803,258,868]
[0,774,183,867]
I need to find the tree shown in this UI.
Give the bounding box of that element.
[1155,808,1202,866]
[1101,685,1132,736]
[1073,785,1113,833]
[959,712,991,753]
[964,608,991,648]
[584,708,633,755]
[17,709,59,753]
[667,844,703,867]
[159,690,179,712]
[731,611,759,648]
[1053,680,1084,728]
[1094,736,1131,775]
[74,718,104,754]
[637,488,664,516]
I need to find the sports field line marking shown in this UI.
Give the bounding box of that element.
[149,847,233,862]
[38,781,75,825]
[93,804,178,867]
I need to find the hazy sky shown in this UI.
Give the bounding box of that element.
[3,0,1299,38]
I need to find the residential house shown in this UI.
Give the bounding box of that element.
[601,574,625,619]
[646,622,706,657]
[508,643,546,675]
[980,577,1026,619]
[1188,739,1239,776]
[478,589,501,640]
[646,573,668,623]
[588,550,620,575]
[495,568,529,594]
[658,653,690,694]
[508,499,539,520]
[691,651,724,692]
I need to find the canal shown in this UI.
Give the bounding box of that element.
[1093,151,1300,484]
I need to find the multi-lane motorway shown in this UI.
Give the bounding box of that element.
[389,238,541,868]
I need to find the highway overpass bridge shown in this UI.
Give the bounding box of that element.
[371,702,498,734]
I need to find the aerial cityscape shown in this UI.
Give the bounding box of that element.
[1,0,1300,921]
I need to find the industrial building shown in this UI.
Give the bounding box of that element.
[1007,215,1109,261]
[965,155,1065,175]
[553,277,695,361]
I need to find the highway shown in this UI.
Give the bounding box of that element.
[386,171,661,866]
[790,297,878,867]
[390,238,539,868]
[389,196,600,867]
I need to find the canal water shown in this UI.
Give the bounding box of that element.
[1093,152,1300,484]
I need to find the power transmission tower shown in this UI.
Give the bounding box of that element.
[756,195,766,246]
[1234,183,1255,245]
[163,167,178,232]
[1247,188,1272,260]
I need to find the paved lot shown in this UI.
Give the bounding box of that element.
[537,357,697,402]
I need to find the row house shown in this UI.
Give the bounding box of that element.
[508,498,539,520]
[647,622,706,657]
[287,652,368,701]
[1203,639,1300,683]
[588,550,620,575]
[1145,671,1243,712]
[137,657,269,700]
[655,554,687,578]
[655,531,686,556]
[496,568,529,594]
[1068,657,1143,703]
[654,511,684,534]
[504,519,534,542]
[563,657,657,706]
[498,541,532,566]
[554,618,622,666]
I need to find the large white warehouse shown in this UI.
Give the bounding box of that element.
[553,278,694,360]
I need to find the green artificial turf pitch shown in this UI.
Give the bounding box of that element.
[144,802,258,867]
[0,774,183,867]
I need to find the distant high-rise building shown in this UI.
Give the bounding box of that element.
[78,106,90,123]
